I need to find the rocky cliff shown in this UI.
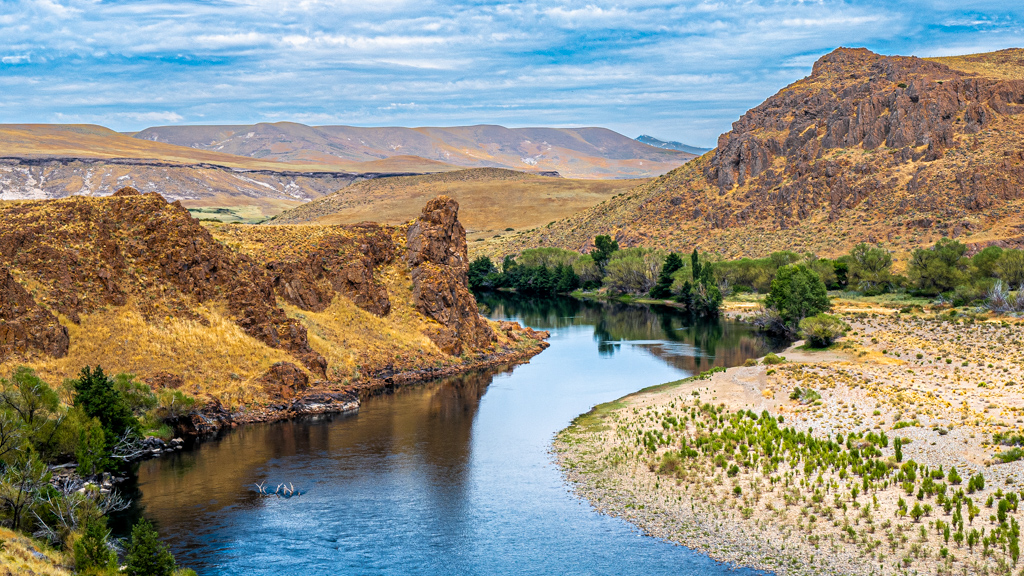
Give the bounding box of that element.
[481,48,1024,259]
[0,190,543,411]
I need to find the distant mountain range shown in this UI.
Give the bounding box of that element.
[134,123,694,179]
[0,123,694,219]
[635,135,712,155]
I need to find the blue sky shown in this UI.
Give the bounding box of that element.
[1,1,1022,146]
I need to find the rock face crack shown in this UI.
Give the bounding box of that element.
[405,195,495,354]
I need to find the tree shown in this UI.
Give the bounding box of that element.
[125,519,177,576]
[590,235,619,270]
[603,249,660,294]
[972,245,1003,279]
[999,250,1024,286]
[0,453,50,529]
[764,264,830,326]
[74,516,117,575]
[71,366,138,446]
[468,256,498,291]
[650,253,683,299]
[553,263,580,294]
[690,249,701,281]
[908,238,969,296]
[848,243,894,295]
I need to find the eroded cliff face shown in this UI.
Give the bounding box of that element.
[406,196,495,354]
[481,48,1024,259]
[0,265,69,359]
[0,190,522,400]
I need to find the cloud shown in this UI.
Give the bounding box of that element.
[0,0,1021,146]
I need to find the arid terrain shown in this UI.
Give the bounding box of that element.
[482,48,1024,261]
[0,188,547,427]
[134,123,694,179]
[269,168,648,241]
[558,302,1024,576]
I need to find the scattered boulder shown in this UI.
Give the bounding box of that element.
[0,265,69,360]
[258,362,311,400]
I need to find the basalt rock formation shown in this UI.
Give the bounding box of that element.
[0,190,535,403]
[0,265,69,359]
[482,48,1024,260]
[406,196,495,354]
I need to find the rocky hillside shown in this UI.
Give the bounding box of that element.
[134,123,693,179]
[0,189,546,413]
[481,48,1024,260]
[269,168,647,241]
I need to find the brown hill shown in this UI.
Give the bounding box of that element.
[0,189,546,414]
[269,168,648,241]
[0,124,463,220]
[479,48,1024,260]
[134,123,693,179]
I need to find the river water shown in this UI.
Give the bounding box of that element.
[125,294,775,575]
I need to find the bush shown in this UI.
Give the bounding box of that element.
[762,353,786,365]
[764,264,830,326]
[125,519,177,576]
[650,253,684,299]
[799,314,850,347]
[468,256,499,290]
[73,517,117,575]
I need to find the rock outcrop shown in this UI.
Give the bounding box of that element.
[483,48,1024,259]
[258,362,311,400]
[0,265,69,360]
[406,196,495,354]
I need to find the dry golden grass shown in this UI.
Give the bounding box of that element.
[269,168,647,241]
[0,302,296,407]
[931,48,1024,80]
[284,264,453,382]
[0,527,70,576]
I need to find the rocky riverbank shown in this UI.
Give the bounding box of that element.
[556,310,1024,576]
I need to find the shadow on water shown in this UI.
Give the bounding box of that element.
[123,295,774,576]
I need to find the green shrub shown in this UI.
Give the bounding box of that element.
[762,353,786,365]
[743,358,758,367]
[73,517,117,575]
[125,519,177,576]
[798,313,850,347]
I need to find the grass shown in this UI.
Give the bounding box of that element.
[269,168,647,242]
[0,526,71,575]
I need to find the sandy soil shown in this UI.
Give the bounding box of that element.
[556,311,1024,576]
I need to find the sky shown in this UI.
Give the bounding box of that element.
[0,1,1022,147]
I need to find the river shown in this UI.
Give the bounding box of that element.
[124,294,775,575]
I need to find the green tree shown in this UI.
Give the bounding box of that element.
[125,519,177,576]
[972,245,1003,279]
[764,264,830,326]
[848,243,894,295]
[468,256,498,291]
[553,263,580,294]
[74,516,117,575]
[908,238,969,296]
[590,235,619,270]
[691,248,701,281]
[999,250,1024,287]
[650,253,684,299]
[75,413,107,476]
[71,366,138,447]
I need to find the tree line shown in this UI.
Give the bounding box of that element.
[470,236,723,318]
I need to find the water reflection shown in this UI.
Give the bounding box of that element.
[127,297,773,576]
[478,292,780,373]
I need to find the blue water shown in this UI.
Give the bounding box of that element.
[129,295,774,575]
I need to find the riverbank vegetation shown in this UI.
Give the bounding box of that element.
[557,302,1024,576]
[0,365,194,575]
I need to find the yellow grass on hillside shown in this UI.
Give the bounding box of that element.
[269,168,648,241]
[0,527,71,576]
[0,302,297,408]
[931,49,1024,80]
